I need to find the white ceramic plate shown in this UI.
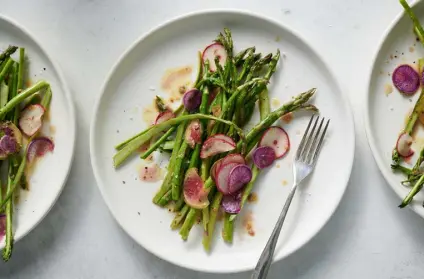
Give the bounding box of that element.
[90,10,354,273]
[365,1,424,217]
[0,16,76,248]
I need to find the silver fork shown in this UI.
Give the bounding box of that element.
[251,115,330,279]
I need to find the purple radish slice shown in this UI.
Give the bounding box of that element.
[396,133,414,157]
[182,89,202,112]
[183,168,209,209]
[155,110,175,125]
[258,126,290,158]
[227,164,252,194]
[27,137,54,163]
[200,135,236,159]
[253,146,276,169]
[216,162,238,195]
[221,191,242,214]
[392,64,420,94]
[0,135,18,154]
[202,43,227,72]
[184,120,203,148]
[0,122,22,145]
[19,104,45,136]
[210,154,246,181]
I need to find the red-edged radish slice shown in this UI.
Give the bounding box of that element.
[216,162,238,195]
[185,120,203,148]
[27,137,54,163]
[182,89,202,112]
[210,158,223,181]
[227,164,252,194]
[183,168,209,209]
[210,153,246,181]
[19,104,45,137]
[200,135,236,159]
[212,134,235,144]
[155,110,174,125]
[396,133,414,157]
[221,191,242,214]
[392,65,420,95]
[252,146,276,169]
[258,126,290,158]
[202,43,227,72]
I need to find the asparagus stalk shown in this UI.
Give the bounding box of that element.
[0,82,8,108]
[0,80,49,120]
[157,190,172,207]
[2,173,13,261]
[400,0,424,47]
[171,141,189,200]
[114,113,246,168]
[179,208,200,240]
[41,86,53,109]
[0,149,27,210]
[141,127,175,159]
[222,213,234,243]
[0,58,14,86]
[17,48,25,91]
[193,51,203,88]
[234,47,255,66]
[203,192,223,251]
[171,204,189,229]
[155,95,168,112]
[0,46,17,64]
[399,173,424,208]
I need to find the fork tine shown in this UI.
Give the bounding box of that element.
[295,115,315,160]
[300,115,319,162]
[306,117,325,164]
[312,119,330,164]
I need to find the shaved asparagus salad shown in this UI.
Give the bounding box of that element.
[113,28,317,251]
[0,46,54,261]
[391,0,424,207]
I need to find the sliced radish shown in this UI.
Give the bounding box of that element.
[392,64,420,95]
[212,134,235,144]
[210,153,246,181]
[396,133,414,157]
[185,120,203,148]
[19,104,45,136]
[221,191,242,214]
[183,168,209,209]
[0,122,22,146]
[182,89,202,112]
[27,137,54,163]
[200,134,236,159]
[253,146,276,169]
[227,164,252,194]
[202,43,227,72]
[216,162,238,195]
[0,135,18,155]
[258,126,290,158]
[155,110,174,125]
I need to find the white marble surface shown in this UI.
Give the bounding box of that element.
[0,0,423,278]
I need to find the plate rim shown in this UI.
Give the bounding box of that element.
[0,14,77,247]
[363,1,424,217]
[90,9,355,273]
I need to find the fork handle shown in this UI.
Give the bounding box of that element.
[251,183,298,279]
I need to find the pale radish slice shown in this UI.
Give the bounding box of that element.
[27,137,54,163]
[258,126,290,158]
[154,110,175,125]
[396,133,414,157]
[227,164,252,194]
[221,191,242,214]
[200,135,236,159]
[183,168,209,209]
[185,120,203,148]
[210,153,245,181]
[202,43,227,72]
[19,104,45,137]
[216,162,238,195]
[212,134,235,144]
[252,146,276,169]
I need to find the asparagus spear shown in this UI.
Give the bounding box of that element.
[114,113,246,168]
[171,204,189,229]
[234,47,255,66]
[17,48,25,91]
[2,173,13,261]
[0,58,14,86]
[171,141,189,200]
[222,213,234,243]
[400,0,424,47]
[203,192,223,251]
[180,208,200,240]
[399,173,424,208]
[140,127,176,159]
[0,46,17,64]
[155,95,168,112]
